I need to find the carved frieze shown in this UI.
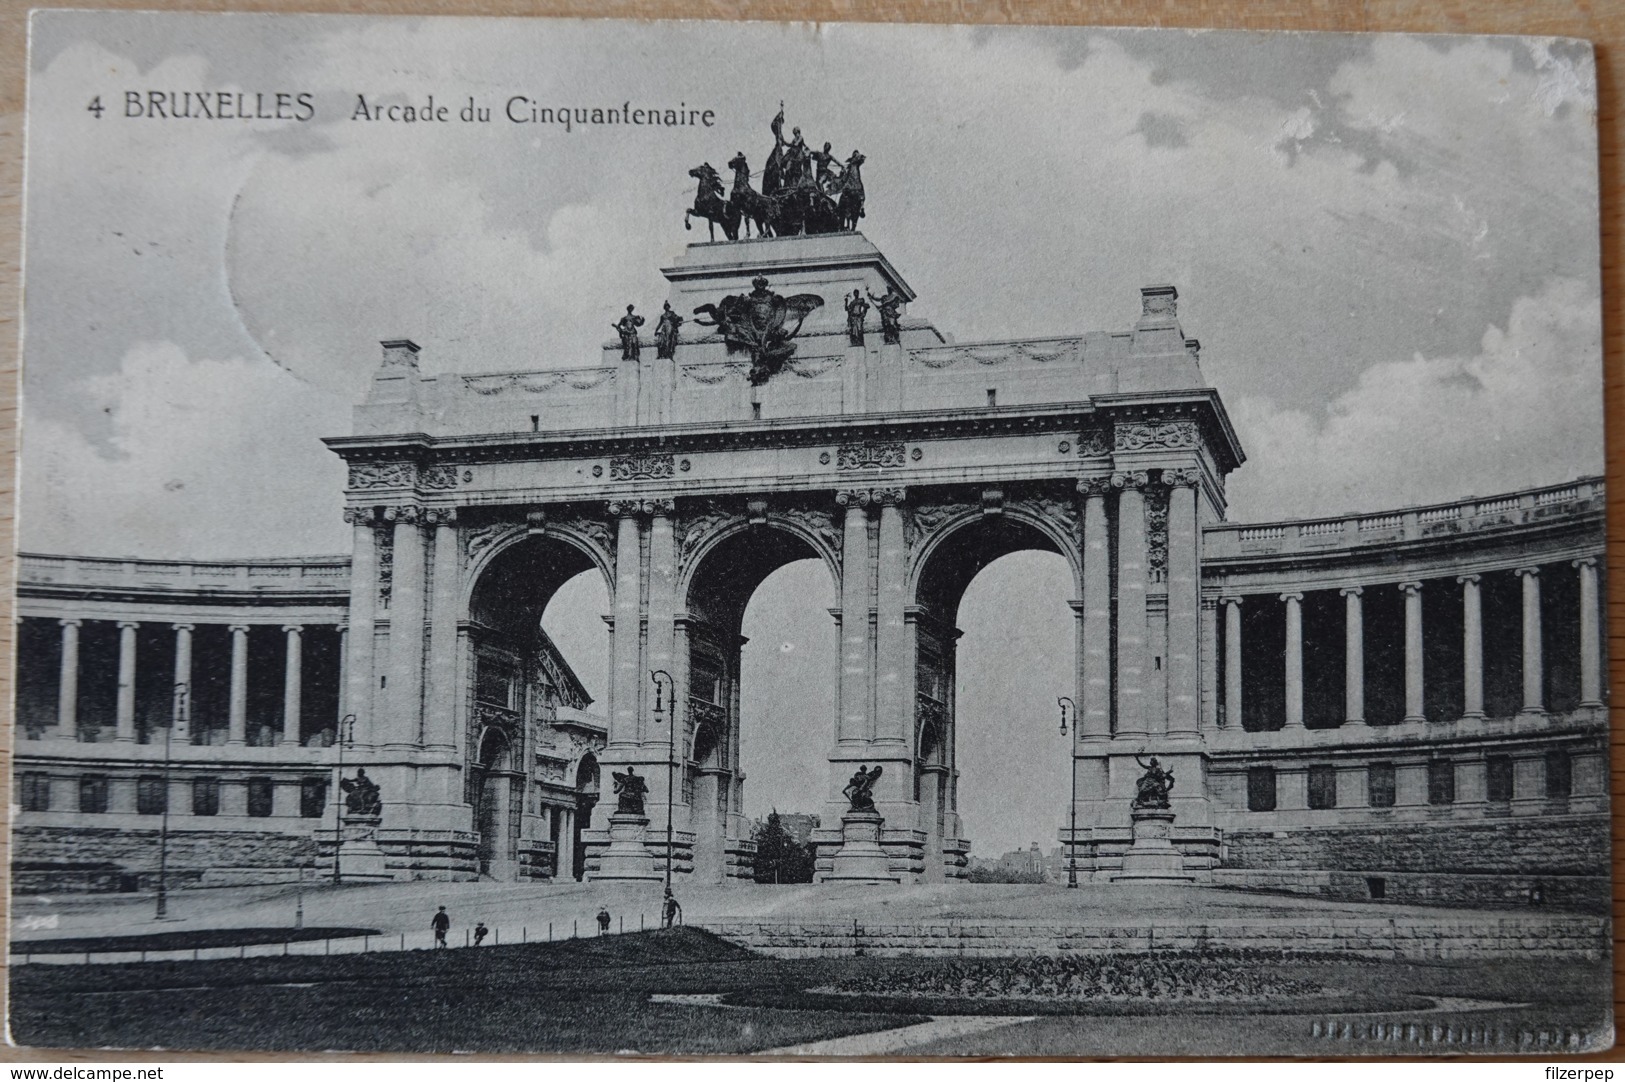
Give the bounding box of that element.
[680,361,750,384]
[1146,488,1170,584]
[1115,421,1199,452]
[556,515,614,569]
[464,521,522,568]
[349,463,413,490]
[678,500,736,575]
[1012,494,1079,538]
[463,368,615,395]
[420,465,460,490]
[905,500,976,549]
[609,452,676,482]
[376,533,394,608]
[1077,425,1112,458]
[837,441,907,471]
[787,354,843,379]
[777,506,841,560]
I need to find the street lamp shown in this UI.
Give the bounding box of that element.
[649,670,676,894]
[1057,696,1078,889]
[332,713,356,884]
[155,681,186,920]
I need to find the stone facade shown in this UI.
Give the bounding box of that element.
[11,553,605,890]
[12,231,1608,899]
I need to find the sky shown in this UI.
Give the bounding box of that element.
[21,15,1603,853]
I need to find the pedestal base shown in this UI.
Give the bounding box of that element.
[820,811,900,884]
[336,815,394,883]
[1111,808,1194,883]
[592,812,662,881]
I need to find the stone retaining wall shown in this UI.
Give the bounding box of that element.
[695,916,1609,960]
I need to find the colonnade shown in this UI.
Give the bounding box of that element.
[1217,558,1602,729]
[43,617,346,744]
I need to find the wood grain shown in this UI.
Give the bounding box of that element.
[0,0,1620,1063]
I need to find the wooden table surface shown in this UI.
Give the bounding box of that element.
[0,0,1620,1063]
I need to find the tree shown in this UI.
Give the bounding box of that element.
[752,810,815,884]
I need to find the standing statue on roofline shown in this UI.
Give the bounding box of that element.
[613,304,645,361]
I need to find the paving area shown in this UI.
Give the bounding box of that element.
[7,878,1585,938]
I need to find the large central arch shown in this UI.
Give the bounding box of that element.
[680,517,840,881]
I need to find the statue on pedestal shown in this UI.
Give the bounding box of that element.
[654,302,684,360]
[842,764,882,813]
[868,287,905,344]
[612,767,649,817]
[844,289,869,347]
[613,305,645,361]
[340,768,382,817]
[1132,755,1175,810]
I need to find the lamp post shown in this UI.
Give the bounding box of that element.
[649,670,676,894]
[332,713,356,884]
[1057,696,1078,889]
[155,681,186,920]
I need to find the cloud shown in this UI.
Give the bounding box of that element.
[1226,277,1603,519]
[20,342,349,557]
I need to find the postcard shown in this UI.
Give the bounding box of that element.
[10,12,1610,1056]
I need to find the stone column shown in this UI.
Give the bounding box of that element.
[343,508,379,745]
[1400,582,1425,722]
[171,623,193,741]
[386,505,427,745]
[55,618,81,739]
[336,624,349,722]
[836,489,872,743]
[646,500,679,736]
[1078,478,1112,739]
[1458,574,1484,718]
[1281,594,1304,729]
[1223,597,1242,729]
[874,489,908,745]
[1516,566,1544,714]
[114,621,139,742]
[1341,587,1365,725]
[1113,471,1149,736]
[228,624,250,744]
[1166,471,1201,739]
[1575,558,1603,707]
[1199,599,1219,733]
[424,509,462,751]
[608,502,645,747]
[281,625,303,745]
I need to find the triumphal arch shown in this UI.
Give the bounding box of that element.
[326,115,1244,883]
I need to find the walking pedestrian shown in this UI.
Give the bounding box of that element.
[432,905,450,949]
[662,888,682,929]
[473,921,489,946]
[596,906,611,935]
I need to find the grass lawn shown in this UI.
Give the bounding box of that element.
[17,927,383,954]
[10,929,1613,1056]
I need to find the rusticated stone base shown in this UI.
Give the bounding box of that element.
[12,826,319,893]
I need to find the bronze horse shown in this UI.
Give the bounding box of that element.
[685,163,741,241]
[726,153,775,239]
[838,151,866,231]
